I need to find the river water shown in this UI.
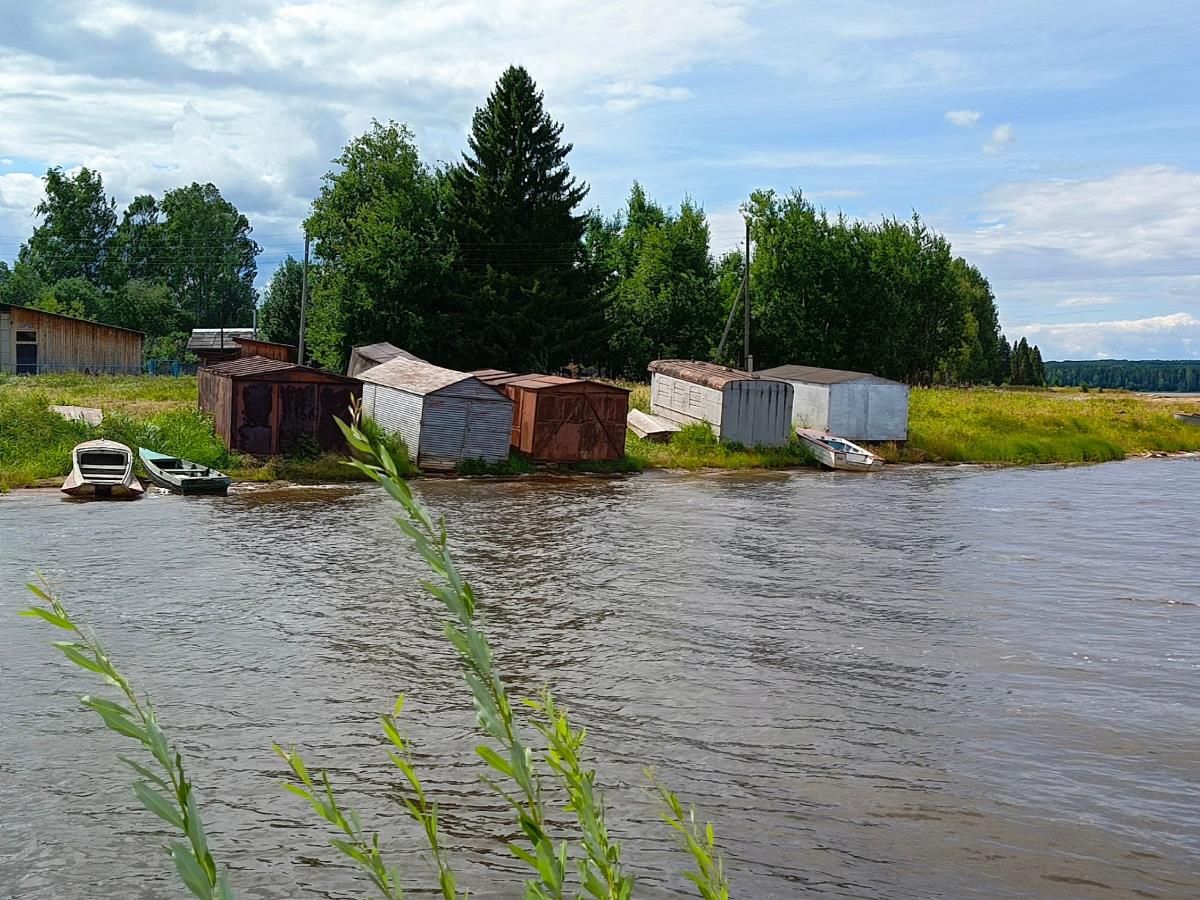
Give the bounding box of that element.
[1,459,1198,899]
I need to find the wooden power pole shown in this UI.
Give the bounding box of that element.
[743,217,753,373]
[298,229,309,366]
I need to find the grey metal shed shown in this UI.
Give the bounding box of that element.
[346,342,424,378]
[648,359,793,447]
[358,356,513,469]
[756,364,909,441]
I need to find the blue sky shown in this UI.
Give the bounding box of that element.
[1,0,1197,360]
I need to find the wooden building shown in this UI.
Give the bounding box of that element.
[358,356,512,470]
[346,342,423,377]
[234,336,296,362]
[473,370,630,462]
[187,328,256,366]
[0,303,143,374]
[648,359,793,447]
[198,355,360,455]
[756,364,909,441]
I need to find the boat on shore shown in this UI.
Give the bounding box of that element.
[797,428,885,472]
[139,448,231,495]
[1174,412,1200,427]
[61,439,144,499]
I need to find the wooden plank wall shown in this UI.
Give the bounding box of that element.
[8,307,142,373]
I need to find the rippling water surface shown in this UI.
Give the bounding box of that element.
[2,459,1198,898]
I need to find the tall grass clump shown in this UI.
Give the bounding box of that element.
[21,412,731,898]
[885,387,1200,465]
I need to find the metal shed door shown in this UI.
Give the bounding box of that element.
[420,396,469,467]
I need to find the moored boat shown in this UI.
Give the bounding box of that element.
[797,428,885,472]
[61,439,144,499]
[139,448,231,495]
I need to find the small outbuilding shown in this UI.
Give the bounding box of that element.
[198,355,361,455]
[473,370,630,462]
[756,364,909,441]
[1,303,143,374]
[359,356,513,470]
[346,342,424,378]
[648,359,793,447]
[188,328,256,366]
[234,336,296,362]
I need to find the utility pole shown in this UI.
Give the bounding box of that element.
[298,229,309,366]
[743,217,753,373]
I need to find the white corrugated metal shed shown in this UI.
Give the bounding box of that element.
[647,359,793,447]
[358,357,513,469]
[757,363,909,441]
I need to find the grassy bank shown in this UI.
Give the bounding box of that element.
[4,375,1198,490]
[0,376,374,491]
[873,387,1200,465]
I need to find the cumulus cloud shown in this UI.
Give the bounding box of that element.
[945,108,981,127]
[983,122,1015,154]
[0,0,750,264]
[1014,312,1200,360]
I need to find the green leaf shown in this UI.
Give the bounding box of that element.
[170,841,214,899]
[18,607,74,630]
[55,643,108,675]
[329,838,370,866]
[476,744,515,779]
[133,781,185,830]
[24,581,52,602]
[119,755,170,791]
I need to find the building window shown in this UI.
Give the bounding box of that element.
[16,331,37,342]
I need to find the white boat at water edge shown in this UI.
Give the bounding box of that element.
[61,439,144,499]
[797,428,885,472]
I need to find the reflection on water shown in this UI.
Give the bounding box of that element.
[2,459,1198,898]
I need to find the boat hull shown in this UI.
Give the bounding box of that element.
[797,428,885,472]
[139,448,231,495]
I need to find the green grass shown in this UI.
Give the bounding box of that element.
[626,421,816,470]
[876,387,1200,465]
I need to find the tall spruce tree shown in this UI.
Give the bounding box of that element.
[447,66,597,371]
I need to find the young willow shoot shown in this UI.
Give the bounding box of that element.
[20,577,233,900]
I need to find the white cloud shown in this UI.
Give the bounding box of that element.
[1056,296,1116,308]
[956,165,1200,265]
[945,108,981,127]
[0,158,13,166]
[983,122,1015,154]
[1014,312,1200,360]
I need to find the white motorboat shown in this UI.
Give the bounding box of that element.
[797,428,885,472]
[61,439,145,499]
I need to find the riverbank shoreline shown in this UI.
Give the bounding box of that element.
[4,374,1200,491]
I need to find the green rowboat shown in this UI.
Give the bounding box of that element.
[138,447,231,495]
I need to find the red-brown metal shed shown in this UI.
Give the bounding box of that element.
[234,336,296,362]
[198,356,361,455]
[472,370,630,462]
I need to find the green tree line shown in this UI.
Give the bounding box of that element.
[0,171,259,360]
[1046,360,1200,392]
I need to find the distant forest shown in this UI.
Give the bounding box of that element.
[1045,360,1200,392]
